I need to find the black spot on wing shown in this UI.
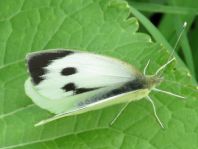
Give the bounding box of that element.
[78,78,146,106]
[75,88,99,94]
[61,83,99,94]
[61,67,77,76]
[27,50,73,85]
[62,83,76,92]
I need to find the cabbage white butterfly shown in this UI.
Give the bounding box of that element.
[25,22,187,128]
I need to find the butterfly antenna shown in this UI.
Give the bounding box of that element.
[155,58,175,75]
[155,21,187,76]
[143,59,150,75]
[146,96,164,129]
[153,88,185,99]
[110,101,131,125]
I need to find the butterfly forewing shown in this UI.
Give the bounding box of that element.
[27,49,140,99]
[25,49,146,115]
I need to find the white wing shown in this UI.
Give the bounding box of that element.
[25,49,147,116]
[34,88,149,126]
[26,49,141,100]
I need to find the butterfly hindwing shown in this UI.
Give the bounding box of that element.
[35,87,149,126]
[25,77,147,116]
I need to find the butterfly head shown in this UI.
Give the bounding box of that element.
[145,75,163,90]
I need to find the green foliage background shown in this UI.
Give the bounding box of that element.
[0,0,197,148]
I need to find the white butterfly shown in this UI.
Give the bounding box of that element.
[24,49,184,128]
[25,23,187,128]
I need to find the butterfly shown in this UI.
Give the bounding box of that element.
[25,22,187,128]
[25,49,185,128]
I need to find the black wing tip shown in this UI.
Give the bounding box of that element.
[26,49,74,85]
[26,49,74,60]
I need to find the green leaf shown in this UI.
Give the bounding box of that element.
[0,0,197,148]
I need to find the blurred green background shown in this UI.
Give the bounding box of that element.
[0,0,197,148]
[127,0,198,84]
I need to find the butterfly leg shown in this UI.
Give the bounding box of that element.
[110,101,131,126]
[153,88,185,99]
[146,96,164,129]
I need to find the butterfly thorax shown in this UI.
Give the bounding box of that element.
[144,75,163,90]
